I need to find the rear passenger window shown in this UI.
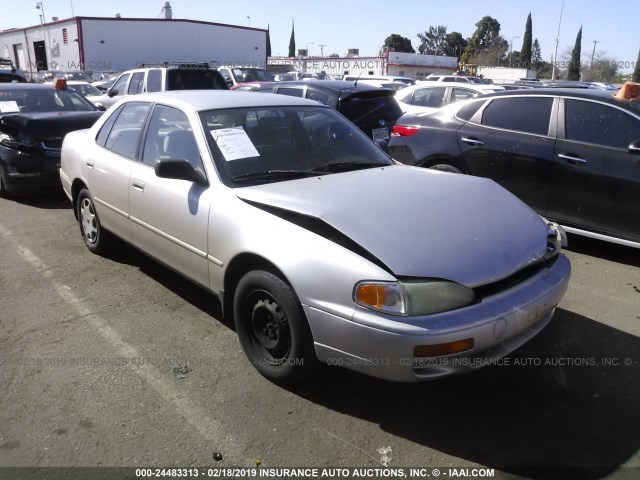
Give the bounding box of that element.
[481,97,553,135]
[102,103,151,159]
[565,99,640,149]
[96,105,124,147]
[128,72,144,94]
[306,89,330,104]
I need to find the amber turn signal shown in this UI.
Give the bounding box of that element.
[414,338,474,357]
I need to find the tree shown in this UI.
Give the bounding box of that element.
[633,49,640,82]
[567,27,582,81]
[531,38,551,79]
[381,34,415,54]
[520,13,532,68]
[582,55,619,82]
[442,32,467,58]
[473,36,509,66]
[266,25,272,58]
[288,21,296,58]
[461,16,502,64]
[417,25,447,55]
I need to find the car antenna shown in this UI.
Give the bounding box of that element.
[354,73,361,87]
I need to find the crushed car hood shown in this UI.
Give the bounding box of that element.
[236,166,550,287]
[0,111,103,140]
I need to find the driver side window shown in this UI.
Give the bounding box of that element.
[142,105,203,173]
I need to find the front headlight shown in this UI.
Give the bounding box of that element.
[0,132,35,150]
[355,280,475,317]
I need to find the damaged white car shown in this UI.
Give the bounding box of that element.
[60,91,571,384]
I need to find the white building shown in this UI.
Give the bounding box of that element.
[267,50,458,81]
[0,15,267,79]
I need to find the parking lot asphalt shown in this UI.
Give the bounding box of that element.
[0,192,639,478]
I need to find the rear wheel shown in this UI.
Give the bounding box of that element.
[77,189,114,254]
[0,166,8,198]
[429,163,463,174]
[234,270,319,385]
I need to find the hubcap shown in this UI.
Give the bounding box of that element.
[79,198,98,244]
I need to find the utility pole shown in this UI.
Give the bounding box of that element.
[590,40,599,65]
[318,44,326,57]
[551,0,565,80]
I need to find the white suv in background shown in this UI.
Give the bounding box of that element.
[96,62,228,108]
[395,83,504,114]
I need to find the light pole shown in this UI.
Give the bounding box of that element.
[590,40,599,65]
[510,36,520,67]
[551,0,565,80]
[247,16,250,27]
[306,42,315,57]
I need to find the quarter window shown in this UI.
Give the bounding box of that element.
[102,103,151,159]
[565,99,640,149]
[481,97,553,135]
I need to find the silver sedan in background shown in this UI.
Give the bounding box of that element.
[60,91,571,384]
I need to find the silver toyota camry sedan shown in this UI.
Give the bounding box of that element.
[60,91,571,384]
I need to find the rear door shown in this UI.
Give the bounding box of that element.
[456,95,556,215]
[548,97,640,241]
[85,102,151,241]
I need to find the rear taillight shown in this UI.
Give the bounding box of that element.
[391,125,420,137]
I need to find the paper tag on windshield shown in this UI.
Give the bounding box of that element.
[211,127,260,161]
[0,101,20,113]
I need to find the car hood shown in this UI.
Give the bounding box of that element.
[235,166,550,287]
[0,111,103,140]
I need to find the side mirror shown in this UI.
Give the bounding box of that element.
[108,88,118,97]
[155,158,207,185]
[95,104,107,111]
[628,139,640,155]
[224,76,232,86]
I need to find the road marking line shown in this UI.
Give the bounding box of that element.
[0,221,242,460]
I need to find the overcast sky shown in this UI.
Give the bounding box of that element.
[2,0,638,73]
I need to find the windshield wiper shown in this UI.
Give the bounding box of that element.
[312,162,386,173]
[231,169,321,183]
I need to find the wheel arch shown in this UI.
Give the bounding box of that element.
[71,179,89,220]
[222,252,291,325]
[420,154,469,173]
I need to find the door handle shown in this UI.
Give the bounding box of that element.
[558,153,587,165]
[461,137,484,147]
[131,179,145,192]
[86,159,94,169]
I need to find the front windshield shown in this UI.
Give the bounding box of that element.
[0,87,97,113]
[232,68,272,82]
[200,106,393,186]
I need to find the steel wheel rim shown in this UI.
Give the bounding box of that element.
[247,290,291,365]
[79,197,98,244]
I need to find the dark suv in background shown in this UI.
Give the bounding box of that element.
[257,80,403,143]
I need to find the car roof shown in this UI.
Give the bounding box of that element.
[0,83,58,90]
[270,79,388,93]
[117,90,327,111]
[481,88,640,113]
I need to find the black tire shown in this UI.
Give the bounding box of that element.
[234,270,319,385]
[76,188,113,254]
[429,163,463,174]
[0,165,8,198]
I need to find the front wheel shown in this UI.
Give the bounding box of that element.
[77,188,113,254]
[234,270,319,385]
